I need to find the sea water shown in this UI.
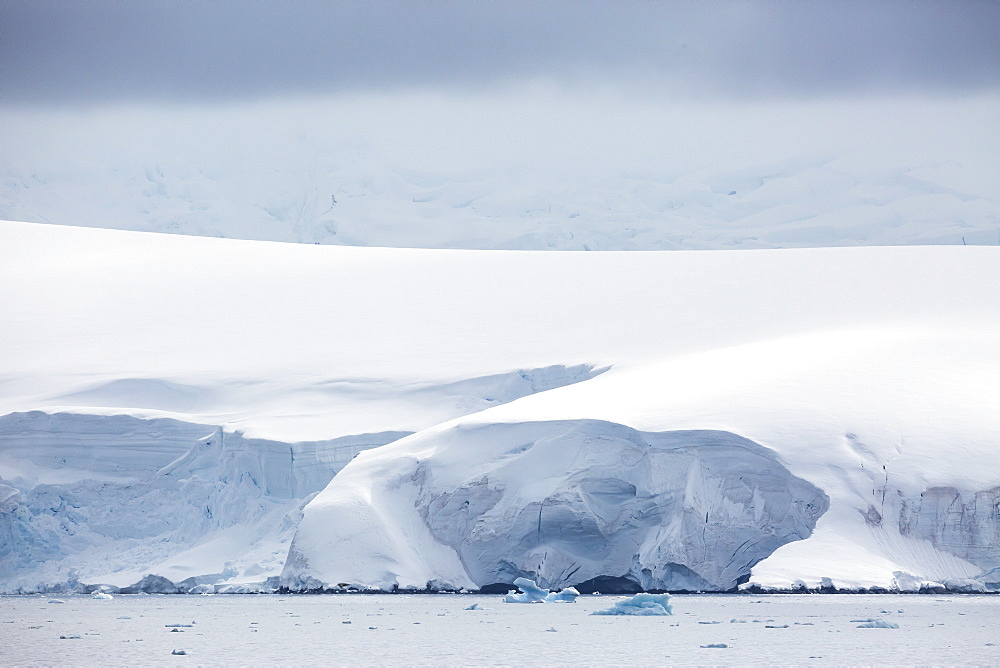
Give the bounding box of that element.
[2,594,997,665]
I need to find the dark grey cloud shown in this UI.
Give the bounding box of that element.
[3,0,997,106]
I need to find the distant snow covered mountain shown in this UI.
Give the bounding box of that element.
[1,220,997,593]
[5,152,997,251]
[3,93,997,251]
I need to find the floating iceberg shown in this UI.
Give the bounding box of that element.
[592,593,673,616]
[503,577,579,604]
[546,587,580,603]
[91,591,113,600]
[855,618,899,629]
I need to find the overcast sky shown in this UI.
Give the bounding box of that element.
[3,0,997,107]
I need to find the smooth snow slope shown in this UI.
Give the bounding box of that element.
[2,220,998,592]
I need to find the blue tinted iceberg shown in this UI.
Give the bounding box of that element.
[856,619,899,629]
[592,593,673,616]
[546,587,580,603]
[503,577,579,603]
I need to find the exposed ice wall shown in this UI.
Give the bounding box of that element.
[282,421,829,592]
[0,365,605,592]
[898,486,1000,573]
[0,412,405,591]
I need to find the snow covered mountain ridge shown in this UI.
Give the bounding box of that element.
[3,93,997,251]
[1,220,997,593]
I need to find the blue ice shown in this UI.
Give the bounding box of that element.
[502,577,579,603]
[856,619,899,629]
[592,593,673,616]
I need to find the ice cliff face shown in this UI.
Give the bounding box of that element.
[0,411,405,591]
[897,486,1000,574]
[282,421,829,592]
[0,365,604,592]
[282,327,1000,594]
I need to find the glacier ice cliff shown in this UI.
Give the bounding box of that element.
[0,411,406,591]
[282,421,830,592]
[0,365,604,592]
[896,486,1000,578]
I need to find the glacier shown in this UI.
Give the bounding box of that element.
[282,421,829,592]
[1,220,998,593]
[0,411,406,591]
[283,326,1000,593]
[0,357,603,591]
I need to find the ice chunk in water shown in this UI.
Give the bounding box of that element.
[856,619,899,629]
[92,592,113,600]
[592,593,673,616]
[504,577,549,603]
[545,587,580,603]
[502,578,579,603]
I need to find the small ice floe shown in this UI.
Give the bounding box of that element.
[765,624,789,628]
[591,593,673,616]
[698,620,722,624]
[701,643,728,648]
[855,619,899,629]
[464,603,481,610]
[59,634,82,639]
[730,619,747,623]
[546,627,557,632]
[171,649,187,655]
[92,592,113,600]
[47,599,65,604]
[165,624,193,628]
[503,578,579,603]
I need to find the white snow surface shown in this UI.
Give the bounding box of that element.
[1,220,999,592]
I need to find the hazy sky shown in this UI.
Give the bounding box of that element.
[4,0,997,106]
